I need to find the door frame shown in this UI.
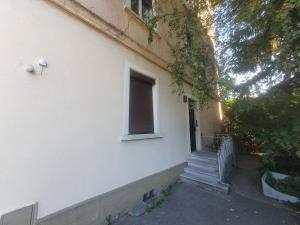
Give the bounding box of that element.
[185,95,202,153]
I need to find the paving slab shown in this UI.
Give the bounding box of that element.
[115,154,300,225]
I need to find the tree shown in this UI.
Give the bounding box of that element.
[225,87,300,166]
[146,0,221,107]
[210,0,300,169]
[216,0,300,95]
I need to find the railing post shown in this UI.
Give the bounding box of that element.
[217,135,236,184]
[217,150,222,182]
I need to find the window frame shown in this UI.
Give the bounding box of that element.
[128,0,154,18]
[129,70,155,135]
[121,62,161,141]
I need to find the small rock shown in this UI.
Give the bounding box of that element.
[230,208,235,212]
[254,210,258,214]
[129,202,147,217]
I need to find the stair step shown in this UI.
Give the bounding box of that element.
[190,152,218,164]
[188,157,218,166]
[192,151,218,159]
[187,158,219,171]
[180,172,230,193]
[183,170,219,183]
[180,172,218,186]
[184,167,219,178]
[181,151,230,193]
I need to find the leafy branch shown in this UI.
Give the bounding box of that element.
[145,0,220,107]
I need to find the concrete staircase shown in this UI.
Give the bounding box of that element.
[180,151,230,193]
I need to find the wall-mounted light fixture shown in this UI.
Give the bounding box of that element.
[38,58,48,75]
[24,64,34,73]
[24,58,48,75]
[38,58,48,67]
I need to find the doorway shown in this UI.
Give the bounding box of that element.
[188,98,197,152]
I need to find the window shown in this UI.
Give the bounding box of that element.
[129,69,155,134]
[131,0,153,18]
[120,64,161,141]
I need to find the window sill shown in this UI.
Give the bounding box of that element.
[120,133,163,141]
[124,7,161,39]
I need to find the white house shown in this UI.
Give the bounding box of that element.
[0,1,222,225]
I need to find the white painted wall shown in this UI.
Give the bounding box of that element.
[0,0,194,218]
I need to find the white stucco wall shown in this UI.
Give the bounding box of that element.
[0,0,194,218]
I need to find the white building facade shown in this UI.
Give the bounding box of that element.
[0,1,221,224]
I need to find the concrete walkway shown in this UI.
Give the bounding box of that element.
[116,154,300,225]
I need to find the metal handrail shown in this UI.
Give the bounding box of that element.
[217,136,236,183]
[201,134,236,182]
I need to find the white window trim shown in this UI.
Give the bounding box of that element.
[120,62,161,141]
[138,0,143,16]
[120,133,163,141]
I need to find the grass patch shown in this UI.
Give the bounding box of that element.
[145,184,175,213]
[145,196,167,213]
[286,201,300,212]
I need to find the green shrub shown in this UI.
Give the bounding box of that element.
[225,89,300,172]
[265,172,300,198]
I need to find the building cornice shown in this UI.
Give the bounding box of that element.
[45,0,169,72]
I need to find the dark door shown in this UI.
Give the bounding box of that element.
[188,99,197,151]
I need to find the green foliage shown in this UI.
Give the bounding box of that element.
[105,215,112,225]
[145,0,219,106]
[269,155,300,177]
[265,172,300,198]
[225,89,300,165]
[145,184,175,213]
[218,0,300,176]
[286,201,300,211]
[216,0,300,95]
[145,196,167,213]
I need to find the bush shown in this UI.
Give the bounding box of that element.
[267,155,300,177]
[224,89,300,172]
[265,172,300,198]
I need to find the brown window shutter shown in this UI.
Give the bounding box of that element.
[129,70,155,134]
